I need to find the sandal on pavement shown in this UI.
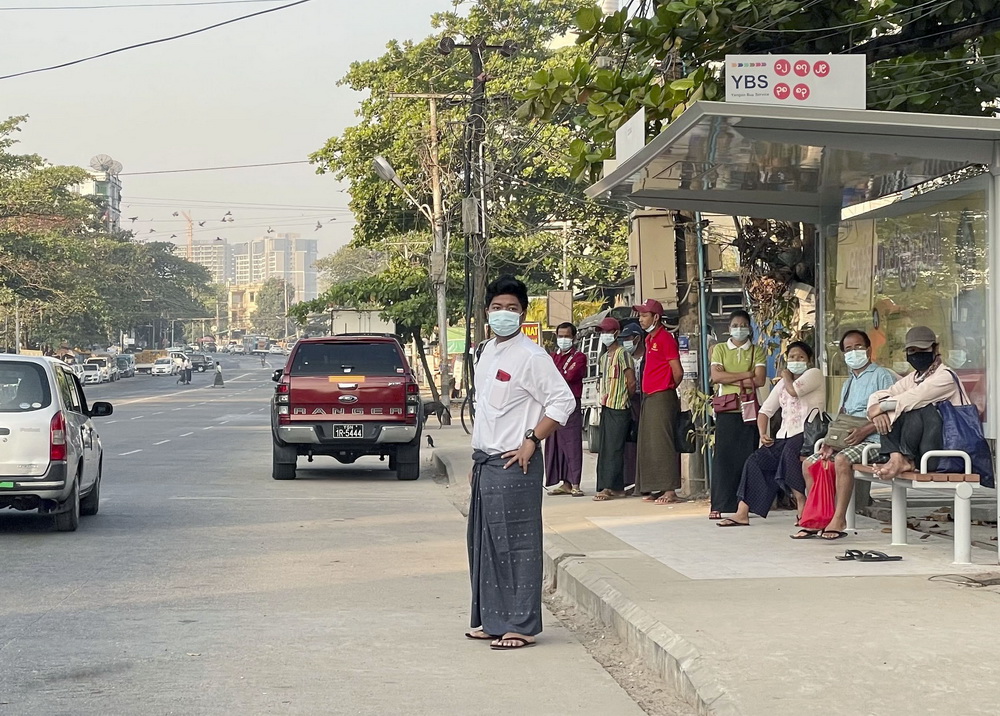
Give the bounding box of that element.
[570,488,585,497]
[717,518,749,527]
[641,492,664,502]
[547,485,571,496]
[820,530,848,541]
[790,529,819,540]
[465,631,496,640]
[654,495,685,505]
[708,511,722,520]
[490,636,536,651]
[835,550,865,561]
[860,550,903,562]
[593,490,617,502]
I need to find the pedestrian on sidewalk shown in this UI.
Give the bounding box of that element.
[709,310,767,520]
[544,322,587,497]
[719,341,825,527]
[633,299,684,505]
[466,275,576,651]
[594,318,635,501]
[213,361,224,387]
[620,322,644,493]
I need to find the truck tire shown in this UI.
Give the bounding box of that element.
[272,442,297,480]
[54,478,80,532]
[395,443,420,481]
[587,424,600,453]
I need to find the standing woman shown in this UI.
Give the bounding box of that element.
[544,322,587,496]
[620,322,645,493]
[213,361,225,388]
[709,310,766,520]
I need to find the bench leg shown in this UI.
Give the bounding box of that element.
[846,487,857,530]
[891,482,907,546]
[953,482,974,565]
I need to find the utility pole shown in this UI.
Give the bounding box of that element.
[388,92,454,418]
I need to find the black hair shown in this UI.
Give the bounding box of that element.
[838,329,871,352]
[728,309,753,338]
[556,322,577,337]
[485,275,529,312]
[786,340,814,362]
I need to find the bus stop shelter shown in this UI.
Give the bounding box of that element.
[588,101,1000,561]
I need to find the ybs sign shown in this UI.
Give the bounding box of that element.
[725,55,865,110]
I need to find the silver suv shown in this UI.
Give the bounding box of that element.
[0,356,113,531]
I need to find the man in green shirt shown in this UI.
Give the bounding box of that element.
[594,317,636,501]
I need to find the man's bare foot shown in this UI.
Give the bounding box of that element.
[491,632,536,649]
[875,455,914,480]
[465,629,495,640]
[593,489,625,501]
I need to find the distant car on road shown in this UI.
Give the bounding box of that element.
[0,355,113,531]
[270,335,422,481]
[187,353,213,372]
[86,356,118,383]
[116,354,135,378]
[80,364,101,385]
[151,357,177,376]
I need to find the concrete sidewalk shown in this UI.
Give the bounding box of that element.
[429,423,1000,716]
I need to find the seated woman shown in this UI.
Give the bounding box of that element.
[867,326,965,479]
[718,342,825,527]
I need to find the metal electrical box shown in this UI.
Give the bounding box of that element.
[628,209,677,309]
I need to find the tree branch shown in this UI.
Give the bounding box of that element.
[854,11,1000,62]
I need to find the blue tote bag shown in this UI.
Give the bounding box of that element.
[937,371,994,488]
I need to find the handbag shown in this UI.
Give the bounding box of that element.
[799,459,836,529]
[675,410,696,453]
[800,408,832,457]
[936,371,994,488]
[823,414,869,451]
[740,385,760,424]
[711,345,756,417]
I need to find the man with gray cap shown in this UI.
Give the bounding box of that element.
[594,317,635,500]
[867,325,967,479]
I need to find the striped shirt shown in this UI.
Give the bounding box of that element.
[599,346,634,410]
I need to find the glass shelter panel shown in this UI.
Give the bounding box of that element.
[825,179,988,419]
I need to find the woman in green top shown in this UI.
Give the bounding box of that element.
[709,310,766,519]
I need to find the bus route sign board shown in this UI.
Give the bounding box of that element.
[725,54,866,110]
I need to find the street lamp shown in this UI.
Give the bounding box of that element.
[373,155,451,423]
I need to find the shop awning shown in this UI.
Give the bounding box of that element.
[587,101,1000,223]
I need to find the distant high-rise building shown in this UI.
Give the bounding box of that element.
[73,168,122,231]
[190,239,232,284]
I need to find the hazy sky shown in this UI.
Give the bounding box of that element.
[2,0,449,257]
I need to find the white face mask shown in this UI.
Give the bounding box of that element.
[599,333,615,347]
[730,326,750,341]
[786,361,808,375]
[556,337,573,352]
[622,340,636,353]
[948,350,967,367]
[843,349,869,370]
[644,322,657,334]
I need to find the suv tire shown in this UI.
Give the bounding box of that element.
[80,466,101,516]
[395,442,420,481]
[272,442,297,480]
[54,478,80,532]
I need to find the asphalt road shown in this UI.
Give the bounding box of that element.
[0,363,644,715]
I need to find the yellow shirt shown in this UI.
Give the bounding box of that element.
[711,339,765,396]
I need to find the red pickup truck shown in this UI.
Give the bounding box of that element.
[270,336,422,480]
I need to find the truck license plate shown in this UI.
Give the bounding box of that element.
[332,424,363,438]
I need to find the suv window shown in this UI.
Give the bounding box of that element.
[55,367,83,413]
[290,342,405,376]
[0,362,52,412]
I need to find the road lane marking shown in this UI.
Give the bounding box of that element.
[153,439,171,445]
[219,420,229,424]
[202,426,213,430]
[171,408,182,411]
[180,432,193,437]
[107,420,117,424]
[131,416,144,420]
[153,412,163,415]
[119,450,142,456]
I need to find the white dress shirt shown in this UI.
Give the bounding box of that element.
[472,331,576,454]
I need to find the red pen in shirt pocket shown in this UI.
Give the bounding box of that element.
[496,369,511,382]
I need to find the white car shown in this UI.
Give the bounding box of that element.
[80,364,102,385]
[151,357,177,376]
[0,356,113,531]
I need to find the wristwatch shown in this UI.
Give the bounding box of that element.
[524,429,541,446]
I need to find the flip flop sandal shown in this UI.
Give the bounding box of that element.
[717,518,750,527]
[708,511,722,520]
[490,636,536,650]
[835,550,865,561]
[654,495,686,504]
[465,631,497,640]
[570,488,585,497]
[641,492,664,502]
[820,531,848,541]
[790,529,819,540]
[593,491,617,501]
[860,550,903,562]
[547,486,571,495]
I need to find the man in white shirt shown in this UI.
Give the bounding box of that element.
[466,275,575,651]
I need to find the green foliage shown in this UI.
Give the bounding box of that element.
[519,0,1000,180]
[0,116,214,349]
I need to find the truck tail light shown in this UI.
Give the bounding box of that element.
[406,382,419,395]
[50,411,67,462]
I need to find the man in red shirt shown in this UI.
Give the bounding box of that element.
[633,299,684,504]
[545,322,587,496]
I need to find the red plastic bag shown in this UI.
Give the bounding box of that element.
[799,459,836,530]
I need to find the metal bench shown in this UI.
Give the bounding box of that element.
[850,445,978,564]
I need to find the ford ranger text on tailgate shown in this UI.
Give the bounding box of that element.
[270,336,422,480]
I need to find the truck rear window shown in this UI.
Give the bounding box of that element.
[0,362,52,412]
[290,343,405,376]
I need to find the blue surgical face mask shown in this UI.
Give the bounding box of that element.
[622,340,636,353]
[487,309,521,337]
[556,337,573,352]
[730,326,750,341]
[786,360,808,375]
[600,333,616,347]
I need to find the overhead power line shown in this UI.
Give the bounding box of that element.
[0,0,282,9]
[0,0,313,81]
[119,160,309,176]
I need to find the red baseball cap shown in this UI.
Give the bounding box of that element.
[632,298,664,315]
[598,317,620,332]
